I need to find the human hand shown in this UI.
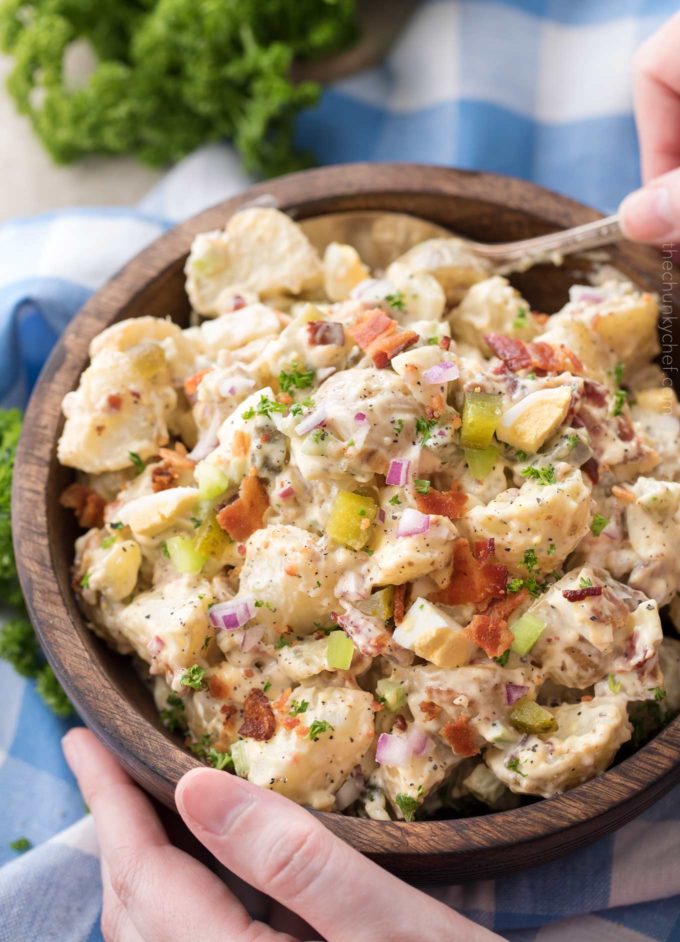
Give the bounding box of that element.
[62,728,502,942]
[620,11,680,244]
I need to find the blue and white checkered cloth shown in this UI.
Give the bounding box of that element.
[2,2,680,939]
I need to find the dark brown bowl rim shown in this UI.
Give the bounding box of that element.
[13,162,680,862]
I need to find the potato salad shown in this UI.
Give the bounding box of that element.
[58,207,680,821]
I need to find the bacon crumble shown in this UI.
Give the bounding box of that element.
[238,689,276,741]
[59,483,106,529]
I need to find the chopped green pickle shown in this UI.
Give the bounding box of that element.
[357,586,394,622]
[326,631,355,670]
[196,464,230,500]
[509,696,558,734]
[376,678,406,712]
[509,612,546,656]
[166,535,206,574]
[460,392,503,449]
[193,513,232,560]
[326,490,378,550]
[464,445,498,479]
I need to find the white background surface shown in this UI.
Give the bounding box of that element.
[0,55,164,222]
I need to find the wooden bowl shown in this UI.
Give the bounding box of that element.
[13,164,680,883]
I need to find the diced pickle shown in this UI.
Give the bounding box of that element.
[464,445,498,479]
[357,586,394,622]
[509,696,558,734]
[326,491,378,551]
[376,679,406,712]
[193,513,232,560]
[166,535,206,574]
[460,392,502,450]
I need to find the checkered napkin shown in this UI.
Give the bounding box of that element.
[3,2,680,939]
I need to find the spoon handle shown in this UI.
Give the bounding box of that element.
[479,213,623,264]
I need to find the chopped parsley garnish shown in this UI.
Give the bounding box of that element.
[614,361,625,387]
[254,600,276,612]
[189,733,233,771]
[415,416,437,444]
[426,336,440,345]
[308,719,334,741]
[608,674,622,694]
[10,837,31,853]
[521,465,556,486]
[290,396,316,417]
[388,495,402,506]
[101,536,116,549]
[79,572,91,589]
[506,757,526,777]
[414,479,430,495]
[262,680,272,693]
[394,793,419,822]
[384,291,405,310]
[244,394,288,421]
[128,451,145,473]
[289,699,309,716]
[547,542,557,556]
[579,577,593,588]
[514,449,528,461]
[191,516,203,529]
[278,364,315,394]
[160,693,186,733]
[180,664,206,690]
[591,514,609,536]
[312,428,328,444]
[566,432,579,450]
[512,306,529,330]
[160,540,170,559]
[612,388,627,417]
[392,418,404,436]
[493,649,511,667]
[522,550,538,573]
[651,687,667,702]
[274,636,292,649]
[110,521,124,530]
[507,578,525,593]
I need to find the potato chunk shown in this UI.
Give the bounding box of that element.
[232,686,375,810]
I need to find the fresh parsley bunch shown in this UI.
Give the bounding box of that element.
[0,409,72,717]
[0,0,357,176]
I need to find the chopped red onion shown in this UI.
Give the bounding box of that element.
[295,405,327,436]
[241,624,264,652]
[218,375,255,398]
[146,635,165,657]
[278,485,295,499]
[375,732,411,767]
[505,683,529,705]
[377,508,386,523]
[354,411,367,423]
[397,508,430,537]
[307,321,345,346]
[335,769,365,810]
[422,361,460,385]
[208,598,255,630]
[189,412,221,461]
[386,458,410,486]
[569,285,606,305]
[407,727,432,756]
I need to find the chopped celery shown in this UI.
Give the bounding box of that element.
[376,679,406,712]
[165,535,206,574]
[326,491,378,550]
[196,463,230,500]
[464,445,498,479]
[463,763,507,807]
[193,513,232,559]
[357,586,394,622]
[460,392,502,449]
[230,740,249,777]
[509,612,545,656]
[326,631,355,670]
[509,696,558,734]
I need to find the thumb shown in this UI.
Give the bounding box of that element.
[620,167,680,244]
[176,768,499,942]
